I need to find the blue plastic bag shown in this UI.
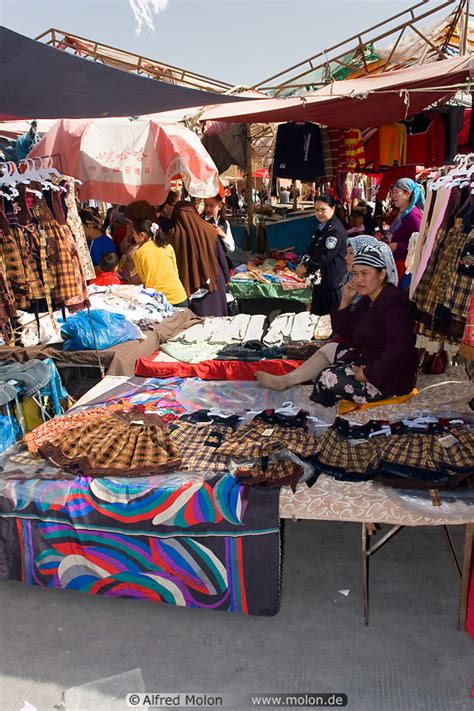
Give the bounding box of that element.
[61,310,139,351]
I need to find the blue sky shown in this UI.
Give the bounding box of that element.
[1,0,453,86]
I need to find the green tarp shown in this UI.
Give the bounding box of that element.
[229,281,312,303]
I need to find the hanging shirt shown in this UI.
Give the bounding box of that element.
[273,122,325,180]
[344,129,365,168]
[88,234,117,266]
[378,123,407,166]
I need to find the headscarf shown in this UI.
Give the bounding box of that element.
[348,235,398,286]
[353,246,388,271]
[167,201,219,297]
[393,178,425,220]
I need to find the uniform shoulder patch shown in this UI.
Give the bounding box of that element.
[325,236,338,249]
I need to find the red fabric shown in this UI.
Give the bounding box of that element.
[90,271,123,286]
[328,128,345,170]
[457,109,472,152]
[378,165,418,201]
[113,224,127,252]
[467,541,474,639]
[135,356,303,380]
[200,56,474,128]
[406,114,445,167]
[395,260,406,282]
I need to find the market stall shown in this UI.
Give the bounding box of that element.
[228,249,312,312]
[0,369,472,623]
[0,21,472,638]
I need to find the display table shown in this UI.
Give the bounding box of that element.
[0,375,472,626]
[281,477,474,628]
[229,280,311,303]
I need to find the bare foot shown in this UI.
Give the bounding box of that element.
[255,371,289,391]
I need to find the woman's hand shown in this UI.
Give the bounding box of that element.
[215,226,228,240]
[389,242,397,252]
[340,279,357,308]
[296,264,307,279]
[352,365,368,382]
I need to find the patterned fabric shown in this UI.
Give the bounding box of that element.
[432,429,474,473]
[24,407,116,454]
[0,252,17,344]
[373,429,474,488]
[0,474,280,615]
[234,459,304,490]
[313,418,474,488]
[413,225,473,345]
[279,472,474,526]
[435,228,473,321]
[283,342,323,361]
[312,359,383,408]
[32,196,89,309]
[64,179,95,282]
[312,428,381,481]
[218,411,320,459]
[0,225,43,310]
[40,221,81,306]
[344,128,365,168]
[38,411,181,476]
[61,223,90,311]
[168,412,240,473]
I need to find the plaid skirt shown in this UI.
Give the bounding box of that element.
[312,428,381,481]
[233,458,304,491]
[217,417,320,459]
[38,412,181,476]
[168,421,236,473]
[371,429,474,488]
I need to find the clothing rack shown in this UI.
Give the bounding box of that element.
[0,167,105,378]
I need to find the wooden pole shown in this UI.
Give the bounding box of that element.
[245,124,254,226]
[462,0,470,54]
[292,179,298,211]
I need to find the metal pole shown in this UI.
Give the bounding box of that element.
[245,124,254,227]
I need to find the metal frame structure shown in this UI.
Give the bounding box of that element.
[35,28,233,94]
[254,0,472,95]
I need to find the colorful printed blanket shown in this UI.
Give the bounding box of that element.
[0,473,280,615]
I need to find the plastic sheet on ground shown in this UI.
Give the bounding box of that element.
[175,378,336,420]
[382,485,474,519]
[63,668,147,711]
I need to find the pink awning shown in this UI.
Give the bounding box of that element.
[200,55,474,128]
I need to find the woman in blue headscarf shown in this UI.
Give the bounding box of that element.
[389,178,425,282]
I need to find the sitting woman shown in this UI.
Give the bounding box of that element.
[131,219,188,307]
[166,200,230,317]
[257,246,417,407]
[342,234,398,307]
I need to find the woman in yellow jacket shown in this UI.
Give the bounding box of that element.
[131,218,188,307]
